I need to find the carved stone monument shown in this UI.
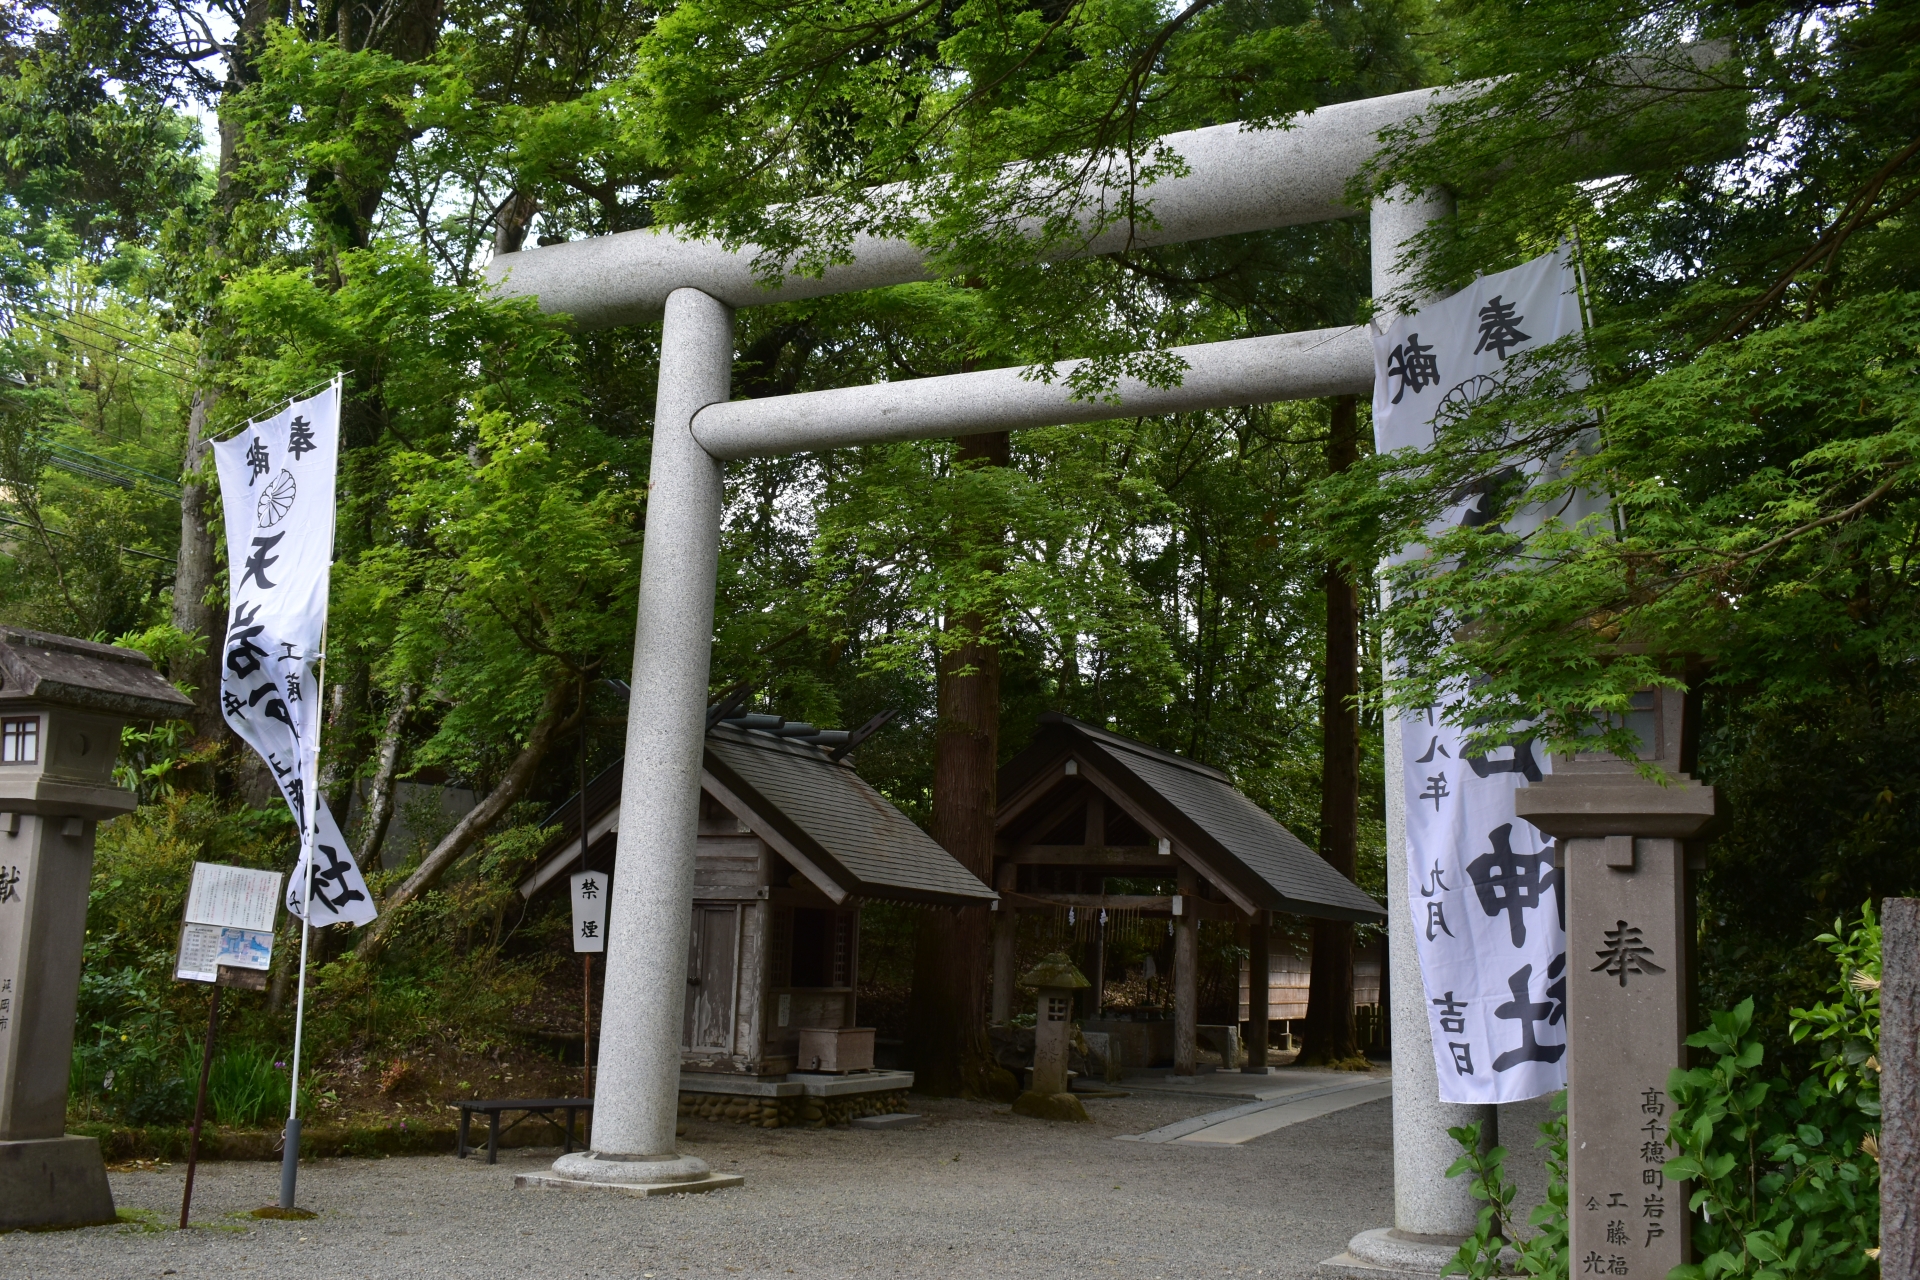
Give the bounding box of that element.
[0,628,192,1229]
[1514,687,1713,1280]
[1012,952,1091,1123]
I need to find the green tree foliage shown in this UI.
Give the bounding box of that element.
[1439,1096,1569,1279]
[1309,0,1920,1038]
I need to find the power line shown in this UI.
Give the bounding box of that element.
[0,512,177,564]
[29,327,190,384]
[45,448,183,495]
[16,306,188,367]
[39,302,188,355]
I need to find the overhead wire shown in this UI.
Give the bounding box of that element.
[26,326,190,385]
[17,303,190,362]
[0,513,177,564]
[36,301,187,354]
[11,304,342,443]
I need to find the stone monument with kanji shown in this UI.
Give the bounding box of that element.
[0,628,192,1229]
[1515,686,1714,1278]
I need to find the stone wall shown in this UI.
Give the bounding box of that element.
[677,1088,909,1129]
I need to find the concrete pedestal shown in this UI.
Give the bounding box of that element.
[517,1150,742,1196]
[0,1135,116,1229]
[1883,899,1917,1280]
[1322,1228,1474,1278]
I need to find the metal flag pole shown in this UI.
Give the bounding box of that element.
[279,372,343,1213]
[279,821,317,1210]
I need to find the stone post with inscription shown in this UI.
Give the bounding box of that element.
[1514,687,1713,1280]
[0,628,192,1230]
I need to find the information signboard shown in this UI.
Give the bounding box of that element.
[175,863,282,983]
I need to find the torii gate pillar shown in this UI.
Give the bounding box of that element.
[1324,187,1504,1279]
[521,287,745,1195]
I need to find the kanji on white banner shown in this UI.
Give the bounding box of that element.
[1373,246,1588,1104]
[212,382,376,927]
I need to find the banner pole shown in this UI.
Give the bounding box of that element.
[279,372,344,1213]
[279,893,311,1209]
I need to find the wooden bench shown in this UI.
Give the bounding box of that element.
[454,1097,592,1164]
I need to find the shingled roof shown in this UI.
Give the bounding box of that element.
[705,724,995,906]
[518,721,995,908]
[998,713,1384,924]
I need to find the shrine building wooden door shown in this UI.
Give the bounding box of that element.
[683,903,740,1053]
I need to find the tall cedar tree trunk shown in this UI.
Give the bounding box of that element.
[173,0,276,745]
[911,431,1008,1096]
[1299,396,1362,1064]
[311,0,445,816]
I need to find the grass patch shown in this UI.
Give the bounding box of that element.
[115,1208,167,1233]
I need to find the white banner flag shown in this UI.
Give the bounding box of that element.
[1373,246,1586,1104]
[213,380,376,927]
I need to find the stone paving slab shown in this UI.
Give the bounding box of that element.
[1116,1078,1391,1145]
[1116,1066,1389,1104]
[1174,1081,1394,1146]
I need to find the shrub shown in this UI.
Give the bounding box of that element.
[1663,908,1881,1279]
[208,1043,289,1128]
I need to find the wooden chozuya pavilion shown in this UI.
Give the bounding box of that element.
[993,713,1386,1074]
[519,706,996,1125]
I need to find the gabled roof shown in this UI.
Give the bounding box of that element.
[704,724,995,907]
[518,722,995,909]
[998,713,1384,924]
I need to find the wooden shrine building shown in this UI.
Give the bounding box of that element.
[520,711,996,1082]
[993,713,1386,1073]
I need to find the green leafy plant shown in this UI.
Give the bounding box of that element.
[1518,1095,1570,1279]
[1442,1121,1522,1278]
[1663,909,1882,1279]
[1789,905,1882,1108]
[1440,1094,1568,1279]
[208,1043,289,1129]
[70,947,193,1126]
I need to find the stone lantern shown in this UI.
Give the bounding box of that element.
[1012,952,1091,1123]
[1513,685,1714,1280]
[0,628,192,1229]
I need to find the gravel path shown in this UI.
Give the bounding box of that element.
[3,1088,1552,1280]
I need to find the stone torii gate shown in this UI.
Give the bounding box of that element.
[487,82,1470,1252]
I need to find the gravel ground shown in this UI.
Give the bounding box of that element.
[3,1088,1554,1280]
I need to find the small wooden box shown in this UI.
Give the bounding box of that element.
[795,1027,875,1074]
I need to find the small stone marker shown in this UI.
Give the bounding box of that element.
[1515,688,1714,1280]
[1012,952,1092,1123]
[851,1113,924,1130]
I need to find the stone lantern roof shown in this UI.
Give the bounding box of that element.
[1020,952,1090,990]
[0,628,193,720]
